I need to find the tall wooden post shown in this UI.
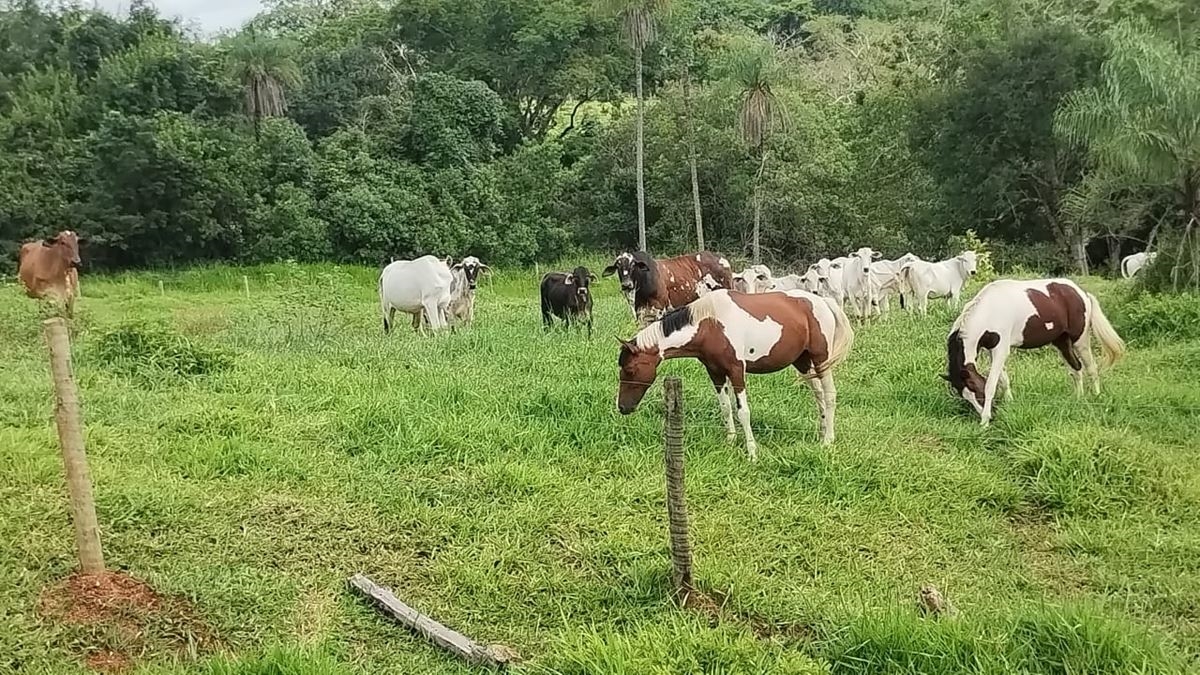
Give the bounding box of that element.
[663,377,693,592]
[43,318,105,574]
[243,275,250,299]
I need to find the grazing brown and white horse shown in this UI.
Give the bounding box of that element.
[946,278,1125,425]
[617,289,854,459]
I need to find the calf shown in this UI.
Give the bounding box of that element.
[18,230,83,317]
[732,265,773,293]
[901,251,978,315]
[602,250,733,326]
[446,256,488,327]
[540,266,595,338]
[868,252,920,315]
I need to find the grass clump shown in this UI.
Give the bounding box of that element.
[91,320,233,377]
[1115,292,1200,344]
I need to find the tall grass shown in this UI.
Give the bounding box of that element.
[1,264,1197,673]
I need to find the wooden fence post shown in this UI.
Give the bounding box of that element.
[243,275,250,299]
[663,377,693,593]
[43,318,105,574]
[158,280,164,296]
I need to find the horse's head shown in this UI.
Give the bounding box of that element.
[944,330,986,415]
[616,338,661,414]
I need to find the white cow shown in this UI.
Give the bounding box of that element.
[843,247,882,318]
[869,252,921,315]
[900,251,978,315]
[1121,251,1157,279]
[732,264,773,293]
[768,268,820,293]
[379,255,453,334]
[811,256,853,312]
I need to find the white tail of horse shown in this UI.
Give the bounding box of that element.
[1087,293,1125,367]
[820,295,855,372]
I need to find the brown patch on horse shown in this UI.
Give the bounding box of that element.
[726,292,829,374]
[1021,283,1086,349]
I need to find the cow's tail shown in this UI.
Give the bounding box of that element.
[1120,255,1133,279]
[818,295,854,375]
[1087,292,1125,367]
[379,272,390,334]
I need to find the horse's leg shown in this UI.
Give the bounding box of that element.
[729,368,757,461]
[984,348,1013,401]
[980,342,1011,426]
[1075,331,1100,395]
[1054,336,1084,396]
[706,367,736,444]
[820,370,837,445]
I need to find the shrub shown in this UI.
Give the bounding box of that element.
[91,320,232,377]
[1114,292,1200,344]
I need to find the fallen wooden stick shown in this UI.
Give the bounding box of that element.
[348,574,519,667]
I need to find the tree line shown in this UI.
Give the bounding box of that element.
[1,0,1197,288]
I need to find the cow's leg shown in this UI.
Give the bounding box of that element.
[729,368,757,461]
[383,306,396,334]
[1053,335,1084,396]
[706,366,736,444]
[980,343,1011,426]
[1076,332,1100,394]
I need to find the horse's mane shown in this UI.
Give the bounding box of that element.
[635,292,720,350]
[950,293,983,334]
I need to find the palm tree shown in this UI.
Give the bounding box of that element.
[1056,20,1200,288]
[603,0,670,252]
[227,30,302,141]
[729,37,784,265]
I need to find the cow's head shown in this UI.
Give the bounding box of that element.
[452,256,488,290]
[565,266,595,305]
[733,265,772,293]
[798,268,821,293]
[616,338,661,414]
[852,247,881,277]
[603,251,656,297]
[956,251,978,277]
[43,230,82,268]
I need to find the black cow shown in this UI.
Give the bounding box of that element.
[540,266,595,338]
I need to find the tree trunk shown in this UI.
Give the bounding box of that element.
[1106,233,1121,277]
[1071,225,1089,276]
[635,46,647,253]
[682,68,704,251]
[752,150,768,265]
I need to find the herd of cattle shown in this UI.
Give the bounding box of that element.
[15,233,1138,454]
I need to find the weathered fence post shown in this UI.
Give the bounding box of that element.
[663,377,693,594]
[158,280,164,296]
[43,318,105,574]
[243,275,250,299]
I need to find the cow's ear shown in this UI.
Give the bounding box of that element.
[588,273,597,283]
[564,275,575,285]
[43,237,57,246]
[479,263,490,272]
[872,250,882,259]
[452,263,464,271]
[633,260,649,270]
[602,265,617,277]
[938,373,950,382]
[831,262,842,269]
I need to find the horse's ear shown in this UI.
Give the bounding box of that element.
[602,265,617,277]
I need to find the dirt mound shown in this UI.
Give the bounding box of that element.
[38,571,217,673]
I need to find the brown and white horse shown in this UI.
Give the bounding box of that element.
[946,278,1125,425]
[617,289,854,459]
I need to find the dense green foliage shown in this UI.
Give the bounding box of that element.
[2,264,1198,673]
[2,0,1199,278]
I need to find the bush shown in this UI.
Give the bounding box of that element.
[91,320,232,377]
[1114,292,1200,344]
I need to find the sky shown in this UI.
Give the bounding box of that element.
[94,0,264,35]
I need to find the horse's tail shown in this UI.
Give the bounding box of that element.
[1087,292,1125,367]
[1120,255,1133,279]
[819,294,855,374]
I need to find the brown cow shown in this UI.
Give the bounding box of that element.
[18,230,83,317]
[602,250,734,326]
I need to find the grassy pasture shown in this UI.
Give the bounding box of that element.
[1,260,1198,674]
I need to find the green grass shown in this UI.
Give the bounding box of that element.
[1,261,1198,674]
